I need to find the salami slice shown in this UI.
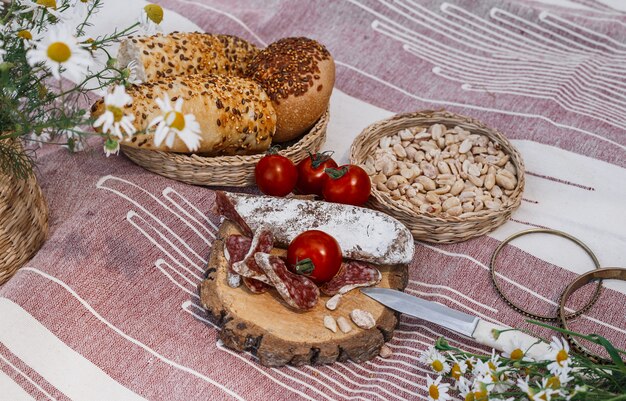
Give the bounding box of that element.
[320,260,382,296]
[232,228,273,284]
[215,191,253,237]
[254,253,320,310]
[243,277,271,294]
[223,235,251,288]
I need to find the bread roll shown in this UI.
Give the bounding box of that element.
[91,74,276,155]
[246,37,335,143]
[117,32,259,83]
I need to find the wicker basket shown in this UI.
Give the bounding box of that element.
[121,109,329,187]
[350,110,525,244]
[0,139,49,285]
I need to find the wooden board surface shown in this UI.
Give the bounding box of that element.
[199,220,409,367]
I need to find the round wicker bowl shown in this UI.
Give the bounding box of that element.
[350,110,525,244]
[121,109,329,187]
[0,139,49,285]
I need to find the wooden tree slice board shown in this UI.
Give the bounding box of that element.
[200,220,409,367]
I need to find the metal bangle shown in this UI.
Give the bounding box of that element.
[559,268,626,363]
[490,228,602,322]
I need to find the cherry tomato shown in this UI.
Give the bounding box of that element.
[296,152,338,196]
[287,230,343,284]
[322,165,371,206]
[255,152,298,197]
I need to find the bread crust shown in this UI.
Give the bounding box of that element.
[91,74,276,155]
[117,32,259,83]
[246,37,335,143]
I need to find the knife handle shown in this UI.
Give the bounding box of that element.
[473,320,551,361]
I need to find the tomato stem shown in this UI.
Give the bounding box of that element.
[295,258,315,275]
[325,166,348,180]
[310,150,335,169]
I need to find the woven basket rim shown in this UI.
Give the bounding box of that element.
[350,109,525,224]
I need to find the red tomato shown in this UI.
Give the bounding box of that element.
[322,165,371,206]
[287,230,343,284]
[296,152,338,196]
[255,153,298,197]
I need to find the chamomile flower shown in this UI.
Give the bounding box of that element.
[124,60,142,85]
[545,366,574,390]
[26,24,93,81]
[103,137,120,157]
[139,4,164,35]
[516,377,536,400]
[472,374,494,400]
[69,0,93,18]
[426,375,451,401]
[456,377,472,401]
[419,347,451,375]
[502,336,533,362]
[93,85,136,139]
[16,0,63,21]
[545,337,572,374]
[148,94,202,151]
[449,354,467,381]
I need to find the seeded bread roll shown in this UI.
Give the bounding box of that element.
[117,32,259,83]
[246,37,335,143]
[91,74,277,155]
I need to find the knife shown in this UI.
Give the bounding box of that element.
[361,287,551,360]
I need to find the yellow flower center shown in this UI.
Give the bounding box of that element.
[539,392,548,401]
[106,105,124,123]
[488,361,496,370]
[165,111,185,130]
[47,42,71,63]
[144,4,164,24]
[510,348,524,360]
[547,376,561,389]
[464,393,475,401]
[431,360,444,372]
[474,390,488,401]
[556,349,569,365]
[18,30,32,40]
[451,363,462,380]
[36,0,57,8]
[428,384,440,400]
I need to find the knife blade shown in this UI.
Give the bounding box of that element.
[361,287,551,360]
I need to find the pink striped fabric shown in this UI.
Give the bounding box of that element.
[1,0,625,400]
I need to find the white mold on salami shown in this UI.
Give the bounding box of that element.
[227,272,241,288]
[323,315,338,333]
[337,316,353,333]
[325,294,342,311]
[350,309,376,330]
[222,192,415,265]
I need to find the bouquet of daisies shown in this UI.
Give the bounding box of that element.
[0,0,164,178]
[420,322,626,401]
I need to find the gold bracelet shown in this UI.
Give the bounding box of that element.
[559,268,626,363]
[490,228,602,322]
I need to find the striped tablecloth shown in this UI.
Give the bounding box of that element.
[1,0,625,400]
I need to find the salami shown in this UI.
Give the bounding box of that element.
[215,191,253,237]
[320,260,382,296]
[232,228,273,284]
[224,235,252,288]
[254,253,320,310]
[243,277,271,294]
[222,192,415,265]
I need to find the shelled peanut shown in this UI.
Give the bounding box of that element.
[362,124,518,218]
